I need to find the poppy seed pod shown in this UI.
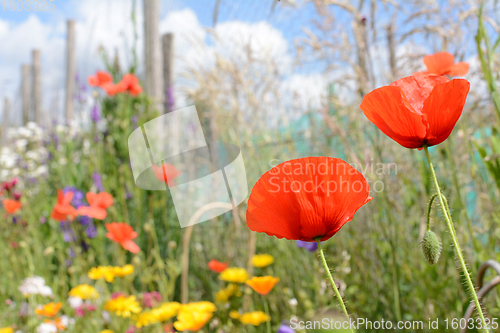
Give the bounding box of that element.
[421,230,442,265]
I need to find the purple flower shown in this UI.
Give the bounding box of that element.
[91,104,100,123]
[296,240,318,252]
[63,187,85,208]
[61,222,76,242]
[85,224,98,239]
[92,173,104,192]
[131,116,138,129]
[165,85,175,112]
[277,322,295,333]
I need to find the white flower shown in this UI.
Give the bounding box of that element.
[36,323,57,333]
[288,298,298,306]
[15,139,28,150]
[18,276,53,297]
[68,296,83,309]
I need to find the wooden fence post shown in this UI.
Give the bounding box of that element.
[65,20,76,121]
[21,64,31,125]
[162,33,174,113]
[143,0,163,111]
[32,49,42,124]
[1,98,10,146]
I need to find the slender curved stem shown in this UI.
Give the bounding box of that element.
[424,147,489,333]
[316,239,354,333]
[426,194,439,231]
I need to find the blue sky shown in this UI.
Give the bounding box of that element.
[0,0,488,125]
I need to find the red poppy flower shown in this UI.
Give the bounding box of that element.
[360,75,470,149]
[51,190,77,221]
[3,199,22,214]
[208,259,229,273]
[117,73,143,96]
[152,163,181,186]
[415,52,469,77]
[100,82,123,96]
[77,192,113,220]
[246,157,372,242]
[105,222,140,253]
[88,71,112,87]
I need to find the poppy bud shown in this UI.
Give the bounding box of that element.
[421,230,442,265]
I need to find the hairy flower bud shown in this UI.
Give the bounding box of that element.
[421,230,442,265]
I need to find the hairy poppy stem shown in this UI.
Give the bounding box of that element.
[424,147,489,333]
[263,297,272,333]
[316,239,354,333]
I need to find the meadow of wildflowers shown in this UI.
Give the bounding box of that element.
[4,1,500,333]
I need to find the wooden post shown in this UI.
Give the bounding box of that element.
[65,20,76,121]
[143,0,163,111]
[32,49,42,124]
[1,98,10,146]
[21,64,31,125]
[162,33,174,113]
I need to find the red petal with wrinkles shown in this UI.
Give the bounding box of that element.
[246,157,371,242]
[360,85,427,148]
[423,79,470,146]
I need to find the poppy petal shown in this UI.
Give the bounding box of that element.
[360,85,427,148]
[96,192,113,209]
[445,62,469,77]
[422,79,470,146]
[423,52,455,74]
[86,192,97,205]
[121,239,140,253]
[246,157,371,242]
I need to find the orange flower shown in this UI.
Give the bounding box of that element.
[245,276,280,296]
[3,199,21,214]
[152,163,181,186]
[208,259,229,273]
[105,222,140,253]
[35,302,62,318]
[88,71,112,87]
[78,192,113,220]
[415,52,469,77]
[51,190,78,221]
[44,317,66,330]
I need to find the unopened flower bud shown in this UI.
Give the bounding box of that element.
[421,230,442,265]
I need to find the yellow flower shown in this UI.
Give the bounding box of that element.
[229,310,240,319]
[99,331,114,333]
[173,301,216,331]
[35,302,62,318]
[0,328,13,333]
[239,311,270,326]
[112,264,134,277]
[219,267,249,283]
[153,302,181,322]
[69,284,99,300]
[88,266,115,282]
[134,302,181,328]
[251,254,274,268]
[135,311,158,328]
[180,301,217,313]
[174,310,213,331]
[104,295,142,317]
[216,283,241,303]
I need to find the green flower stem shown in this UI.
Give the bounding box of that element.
[426,194,439,231]
[263,297,271,333]
[424,147,489,333]
[316,239,354,333]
